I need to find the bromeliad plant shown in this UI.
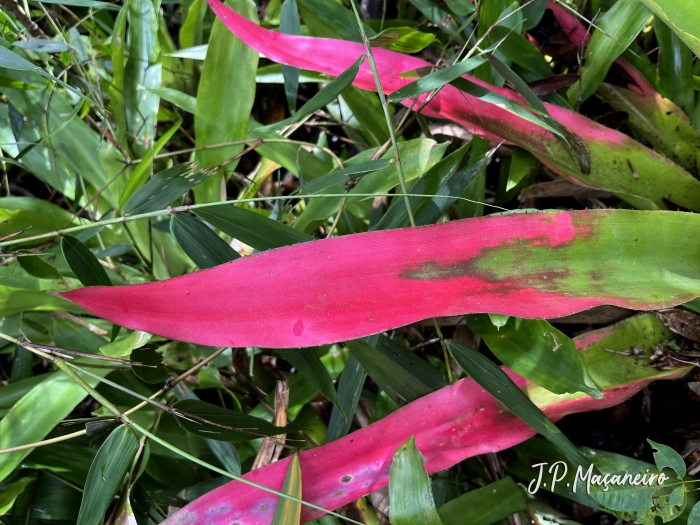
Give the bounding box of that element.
[2,1,700,525]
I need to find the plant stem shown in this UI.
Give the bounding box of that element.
[432,318,454,384]
[348,0,415,227]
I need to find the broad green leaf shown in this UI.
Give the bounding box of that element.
[265,56,365,131]
[388,436,444,525]
[13,39,69,53]
[17,254,62,280]
[170,214,239,269]
[280,0,301,114]
[444,0,474,16]
[61,236,111,287]
[370,27,436,54]
[277,348,341,413]
[407,0,463,42]
[0,367,110,483]
[172,399,299,441]
[0,477,33,515]
[77,425,139,525]
[446,340,591,468]
[638,0,700,57]
[589,470,656,511]
[567,0,651,104]
[689,501,700,525]
[0,197,81,244]
[124,163,210,215]
[0,285,81,317]
[195,0,258,203]
[506,147,539,191]
[388,56,487,102]
[437,477,526,525]
[467,315,602,398]
[347,340,433,406]
[297,0,368,42]
[271,455,302,525]
[147,87,197,113]
[648,439,686,478]
[325,355,366,443]
[0,373,49,408]
[655,17,694,115]
[195,205,312,251]
[118,115,183,210]
[100,330,151,358]
[130,345,169,383]
[295,159,392,195]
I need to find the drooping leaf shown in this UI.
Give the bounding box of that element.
[194,205,312,251]
[124,163,210,215]
[61,235,111,287]
[271,456,302,525]
[388,436,444,525]
[62,210,700,348]
[170,214,240,269]
[77,425,139,525]
[172,399,299,442]
[162,314,689,525]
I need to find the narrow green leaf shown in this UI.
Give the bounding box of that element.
[446,340,591,468]
[266,56,365,131]
[655,16,694,115]
[280,0,301,114]
[61,236,111,287]
[326,355,366,443]
[124,163,210,215]
[370,27,436,54]
[118,115,183,210]
[648,439,686,478]
[0,477,33,515]
[195,0,258,203]
[195,205,312,251]
[100,330,151,358]
[148,87,198,114]
[277,348,342,413]
[347,340,433,406]
[388,56,487,102]
[376,336,446,391]
[295,159,392,195]
[389,436,444,525]
[271,455,302,525]
[170,214,240,269]
[487,26,551,79]
[131,344,169,383]
[437,477,526,525]
[77,425,139,525]
[172,399,299,442]
[506,147,538,191]
[467,315,602,398]
[17,253,62,280]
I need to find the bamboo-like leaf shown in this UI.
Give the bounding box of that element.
[77,425,139,525]
[325,355,366,443]
[100,330,151,358]
[295,159,392,196]
[388,436,444,525]
[370,27,435,54]
[61,236,111,287]
[62,210,700,348]
[124,163,209,215]
[195,206,312,251]
[17,254,62,280]
[388,56,486,102]
[1,197,82,245]
[170,214,239,269]
[280,0,300,114]
[0,477,33,515]
[130,344,169,383]
[376,336,446,391]
[271,456,302,525]
[277,348,341,412]
[437,477,526,525]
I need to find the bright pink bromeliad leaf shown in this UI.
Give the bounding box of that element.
[205,0,700,210]
[160,314,689,525]
[60,210,700,348]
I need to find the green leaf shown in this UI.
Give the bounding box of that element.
[0,367,111,483]
[589,470,656,511]
[195,205,312,251]
[296,160,392,195]
[0,285,81,317]
[437,477,526,525]
[61,235,111,287]
[388,56,487,102]
[655,17,694,115]
[346,340,433,406]
[567,0,651,104]
[280,0,301,114]
[297,0,369,42]
[195,0,258,202]
[118,115,183,210]
[100,330,151,358]
[77,425,140,525]
[265,56,365,131]
[467,315,602,398]
[277,348,341,413]
[0,197,82,245]
[638,0,700,58]
[689,501,700,525]
[0,477,33,515]
[271,455,302,525]
[255,64,328,84]
[446,340,591,468]
[487,26,551,80]
[326,355,366,443]
[170,214,240,269]
[172,399,299,442]
[148,87,198,114]
[17,253,62,280]
[370,27,436,54]
[648,439,686,478]
[131,344,169,383]
[124,163,210,215]
[506,147,539,191]
[376,336,446,391]
[388,436,444,525]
